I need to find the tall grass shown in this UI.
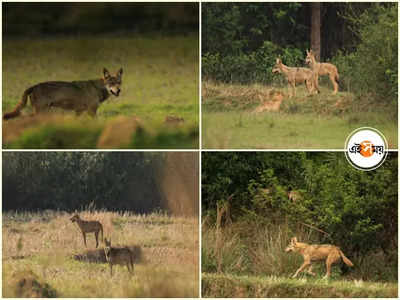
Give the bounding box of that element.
[3,210,199,297]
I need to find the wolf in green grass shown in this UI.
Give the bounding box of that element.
[3,68,123,119]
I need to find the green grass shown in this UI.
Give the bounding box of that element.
[202,273,398,298]
[202,81,397,149]
[3,35,199,149]
[3,210,199,297]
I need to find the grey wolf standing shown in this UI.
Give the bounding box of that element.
[3,68,123,119]
[104,238,135,276]
[285,237,353,278]
[70,214,104,248]
[305,49,339,94]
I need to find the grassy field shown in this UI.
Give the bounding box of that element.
[3,210,199,297]
[3,35,199,149]
[202,81,397,149]
[202,273,397,298]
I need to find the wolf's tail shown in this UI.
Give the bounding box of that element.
[3,86,34,120]
[339,250,354,267]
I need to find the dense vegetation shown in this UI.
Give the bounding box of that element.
[3,152,198,216]
[202,152,397,294]
[202,3,397,104]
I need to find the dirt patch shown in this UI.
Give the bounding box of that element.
[97,116,141,148]
[9,270,57,297]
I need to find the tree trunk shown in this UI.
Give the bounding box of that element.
[311,3,321,61]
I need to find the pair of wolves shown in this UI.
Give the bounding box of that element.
[285,237,353,278]
[3,68,123,120]
[70,214,134,276]
[272,49,339,97]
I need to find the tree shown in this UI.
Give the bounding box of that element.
[310,3,321,60]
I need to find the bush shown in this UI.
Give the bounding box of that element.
[333,4,397,103]
[202,43,307,84]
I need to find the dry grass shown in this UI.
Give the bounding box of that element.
[3,210,199,297]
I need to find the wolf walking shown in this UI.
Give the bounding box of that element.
[70,214,104,248]
[285,237,353,278]
[3,68,123,119]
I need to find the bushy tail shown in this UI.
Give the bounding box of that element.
[335,72,340,83]
[3,87,33,120]
[339,250,354,267]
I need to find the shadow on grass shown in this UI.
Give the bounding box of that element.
[73,245,143,264]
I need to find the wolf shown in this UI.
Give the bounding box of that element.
[272,58,315,97]
[305,49,339,94]
[104,238,135,276]
[285,237,353,278]
[3,68,123,120]
[70,214,104,248]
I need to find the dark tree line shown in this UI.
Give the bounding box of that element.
[203,3,370,61]
[3,152,198,216]
[4,3,198,37]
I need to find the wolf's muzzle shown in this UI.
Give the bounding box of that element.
[111,89,120,97]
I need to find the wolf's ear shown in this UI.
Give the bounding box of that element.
[292,237,298,243]
[103,68,111,79]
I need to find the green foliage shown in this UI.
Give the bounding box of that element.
[333,4,397,103]
[202,152,397,258]
[203,2,397,107]
[202,44,305,84]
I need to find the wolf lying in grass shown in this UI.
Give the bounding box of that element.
[285,237,353,278]
[305,49,339,95]
[3,68,122,120]
[272,58,315,97]
[70,214,104,248]
[104,238,135,276]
